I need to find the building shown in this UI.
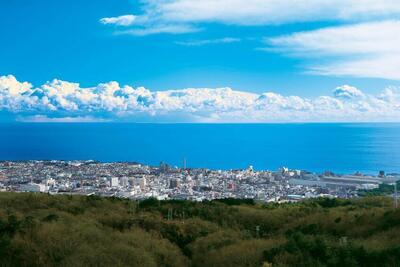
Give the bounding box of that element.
[119,177,129,187]
[110,177,119,187]
[169,178,180,189]
[135,177,146,189]
[19,183,47,193]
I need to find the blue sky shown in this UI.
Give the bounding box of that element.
[1,0,400,122]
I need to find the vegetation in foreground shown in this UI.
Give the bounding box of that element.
[0,193,400,267]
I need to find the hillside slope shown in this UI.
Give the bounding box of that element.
[0,193,399,267]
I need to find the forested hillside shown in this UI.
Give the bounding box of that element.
[0,193,399,267]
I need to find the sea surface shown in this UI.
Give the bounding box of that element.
[1,123,400,174]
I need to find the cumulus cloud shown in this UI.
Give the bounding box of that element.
[333,85,364,99]
[266,20,400,80]
[100,0,400,35]
[1,75,400,122]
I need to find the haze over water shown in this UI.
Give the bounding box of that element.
[1,123,400,174]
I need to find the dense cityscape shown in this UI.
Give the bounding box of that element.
[1,160,398,202]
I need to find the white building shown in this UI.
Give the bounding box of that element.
[119,177,129,187]
[110,177,119,187]
[20,183,47,193]
[44,178,56,187]
[134,176,146,189]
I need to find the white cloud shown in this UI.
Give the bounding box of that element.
[333,85,364,99]
[100,0,400,35]
[114,24,200,36]
[268,20,400,56]
[266,20,400,80]
[0,75,32,95]
[1,75,400,122]
[100,15,137,26]
[175,37,240,46]
[142,0,400,25]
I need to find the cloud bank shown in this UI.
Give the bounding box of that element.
[266,20,400,80]
[1,75,399,122]
[100,0,400,35]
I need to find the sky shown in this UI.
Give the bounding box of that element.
[1,0,400,122]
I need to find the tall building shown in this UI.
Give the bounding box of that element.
[119,177,129,187]
[110,177,119,187]
[135,176,146,189]
[247,165,254,173]
[159,162,170,173]
[169,178,180,189]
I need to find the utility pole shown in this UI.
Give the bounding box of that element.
[183,157,187,170]
[168,208,173,220]
[256,225,260,238]
[69,176,72,197]
[394,182,398,209]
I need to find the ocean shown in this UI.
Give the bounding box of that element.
[1,123,399,174]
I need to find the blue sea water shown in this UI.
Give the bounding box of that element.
[1,123,400,174]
